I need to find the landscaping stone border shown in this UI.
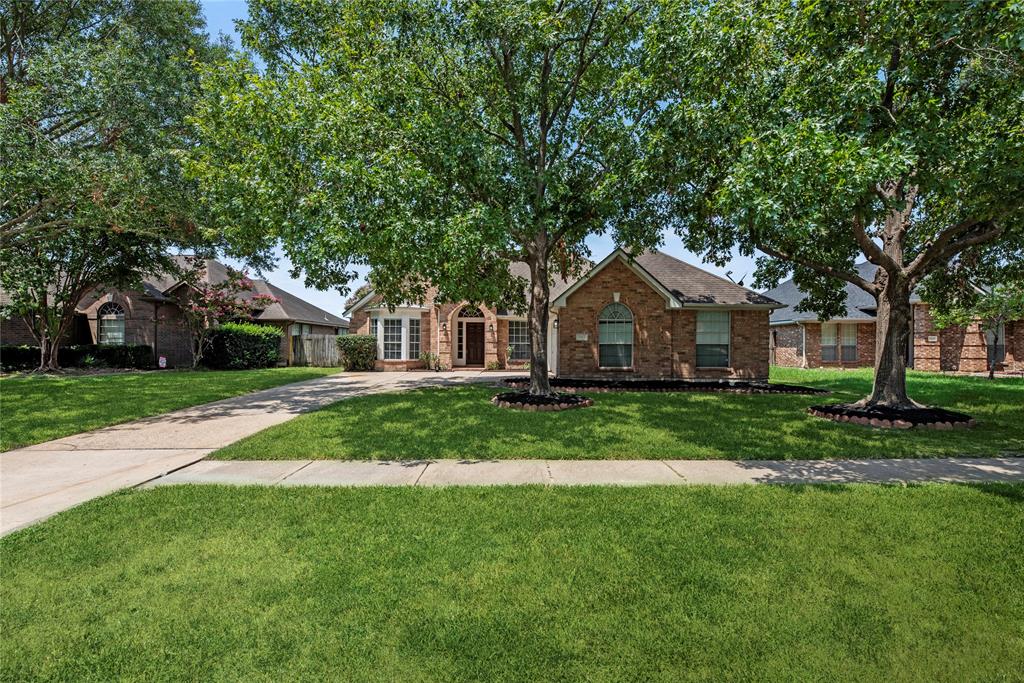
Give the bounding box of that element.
[502,377,827,395]
[808,403,976,430]
[491,391,594,412]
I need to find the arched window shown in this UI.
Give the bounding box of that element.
[598,302,633,368]
[97,302,125,345]
[458,306,485,318]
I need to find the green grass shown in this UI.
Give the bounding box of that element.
[213,367,1024,460]
[2,484,1021,681]
[0,367,341,451]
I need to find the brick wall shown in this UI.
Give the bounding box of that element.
[556,258,770,379]
[0,315,39,345]
[1006,320,1024,373]
[770,324,804,367]
[913,303,990,373]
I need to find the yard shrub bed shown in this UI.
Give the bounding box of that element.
[491,391,593,411]
[502,376,827,395]
[337,334,377,370]
[809,403,975,430]
[204,322,282,370]
[1,344,152,370]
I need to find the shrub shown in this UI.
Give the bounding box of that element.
[419,352,440,370]
[0,344,152,370]
[337,334,377,371]
[486,360,503,371]
[0,345,40,371]
[204,322,282,370]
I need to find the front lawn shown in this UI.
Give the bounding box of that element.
[2,484,1021,681]
[0,367,341,451]
[213,367,1023,460]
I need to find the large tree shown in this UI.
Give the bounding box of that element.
[0,0,216,246]
[655,0,1024,409]
[0,0,219,369]
[188,0,666,394]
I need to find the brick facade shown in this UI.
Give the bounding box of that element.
[912,303,1022,374]
[770,323,805,367]
[556,258,771,379]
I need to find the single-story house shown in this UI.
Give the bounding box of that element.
[0,258,348,367]
[345,249,782,379]
[764,262,1022,374]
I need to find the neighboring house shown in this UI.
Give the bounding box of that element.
[764,263,1023,374]
[345,249,781,379]
[0,258,348,367]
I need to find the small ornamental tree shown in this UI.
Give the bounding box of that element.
[176,261,278,368]
[654,0,1024,410]
[187,0,666,396]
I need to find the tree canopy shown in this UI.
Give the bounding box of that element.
[188,0,668,393]
[653,0,1024,406]
[0,0,217,246]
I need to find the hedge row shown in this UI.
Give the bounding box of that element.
[203,322,282,370]
[337,334,376,370]
[0,344,153,371]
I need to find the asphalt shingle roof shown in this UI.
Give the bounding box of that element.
[764,262,921,324]
[633,251,781,306]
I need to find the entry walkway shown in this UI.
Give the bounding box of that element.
[148,457,1024,487]
[1,371,519,535]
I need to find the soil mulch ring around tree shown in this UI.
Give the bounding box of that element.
[491,392,594,412]
[809,403,976,430]
[501,377,827,395]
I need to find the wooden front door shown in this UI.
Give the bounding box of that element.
[465,322,485,365]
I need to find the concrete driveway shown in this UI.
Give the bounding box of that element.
[0,370,518,535]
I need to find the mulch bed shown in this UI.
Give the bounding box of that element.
[808,403,976,430]
[502,377,827,395]
[491,391,594,412]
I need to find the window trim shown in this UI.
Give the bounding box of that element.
[408,317,420,359]
[598,302,634,370]
[695,310,731,368]
[97,302,126,345]
[507,319,530,361]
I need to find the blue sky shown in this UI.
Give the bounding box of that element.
[199,0,759,315]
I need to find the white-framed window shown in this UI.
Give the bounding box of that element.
[696,310,730,367]
[598,303,633,368]
[97,302,125,345]
[457,321,464,359]
[821,323,838,361]
[408,318,420,359]
[508,320,530,360]
[986,321,1006,366]
[383,318,403,360]
[369,315,378,339]
[821,323,856,362]
[841,324,857,362]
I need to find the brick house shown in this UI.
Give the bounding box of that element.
[0,258,348,367]
[345,249,781,379]
[764,263,1023,374]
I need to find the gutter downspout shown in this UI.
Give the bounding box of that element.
[801,323,807,368]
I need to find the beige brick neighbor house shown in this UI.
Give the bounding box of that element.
[345,249,782,379]
[0,258,348,367]
[764,262,1023,374]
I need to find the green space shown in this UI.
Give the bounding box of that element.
[213,368,1024,460]
[2,484,1021,682]
[0,367,341,451]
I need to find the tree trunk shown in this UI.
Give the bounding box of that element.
[526,243,553,396]
[37,333,60,372]
[861,272,918,409]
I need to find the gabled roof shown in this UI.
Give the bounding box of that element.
[551,249,781,309]
[764,262,921,324]
[344,262,577,317]
[146,257,348,328]
[632,251,781,307]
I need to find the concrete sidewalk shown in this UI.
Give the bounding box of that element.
[1,370,518,535]
[147,457,1024,488]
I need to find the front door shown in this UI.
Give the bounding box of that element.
[465,322,485,365]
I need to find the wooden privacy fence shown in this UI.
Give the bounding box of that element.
[291,334,341,367]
